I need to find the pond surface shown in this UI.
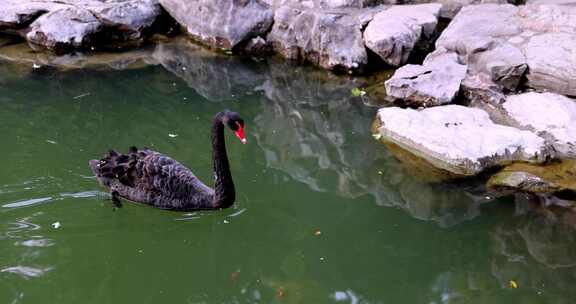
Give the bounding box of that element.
[1,40,576,304]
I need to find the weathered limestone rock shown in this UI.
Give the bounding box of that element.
[0,0,162,52]
[418,0,515,19]
[487,161,576,196]
[523,33,576,96]
[502,92,576,157]
[384,51,467,107]
[159,0,273,50]
[267,6,369,72]
[374,105,549,176]
[26,7,101,51]
[433,3,576,96]
[363,4,441,67]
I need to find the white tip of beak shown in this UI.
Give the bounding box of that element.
[241,138,247,144]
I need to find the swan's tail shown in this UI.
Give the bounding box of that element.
[89,147,140,188]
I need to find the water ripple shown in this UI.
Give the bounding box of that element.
[4,213,43,239]
[60,190,105,199]
[17,238,54,248]
[1,266,53,280]
[2,197,53,209]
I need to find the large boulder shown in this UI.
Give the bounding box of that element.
[267,6,370,72]
[159,0,273,50]
[433,3,576,96]
[363,4,441,67]
[374,105,549,176]
[26,7,101,51]
[0,0,162,52]
[502,92,576,158]
[384,51,467,107]
[522,33,576,96]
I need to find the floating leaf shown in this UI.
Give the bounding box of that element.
[509,280,518,289]
[276,287,285,298]
[351,87,366,97]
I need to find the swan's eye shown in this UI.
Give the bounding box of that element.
[234,121,246,144]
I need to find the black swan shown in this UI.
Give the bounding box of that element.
[89,110,246,210]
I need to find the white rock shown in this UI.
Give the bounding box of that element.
[522,33,576,96]
[503,92,576,157]
[376,105,548,175]
[363,4,441,67]
[432,3,576,96]
[384,51,467,107]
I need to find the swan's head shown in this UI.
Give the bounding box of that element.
[224,111,247,144]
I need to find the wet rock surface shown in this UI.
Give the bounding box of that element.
[0,0,164,52]
[487,160,576,198]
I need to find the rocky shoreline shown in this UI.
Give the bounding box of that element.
[2,0,576,207]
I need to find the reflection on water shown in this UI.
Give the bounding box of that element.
[0,38,575,303]
[491,209,576,303]
[1,266,53,280]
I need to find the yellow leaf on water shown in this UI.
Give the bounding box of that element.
[509,280,518,289]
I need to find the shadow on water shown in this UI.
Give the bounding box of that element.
[1,37,575,303]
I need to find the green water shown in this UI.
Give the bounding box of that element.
[1,44,576,304]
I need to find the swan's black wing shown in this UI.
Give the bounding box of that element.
[89,147,215,210]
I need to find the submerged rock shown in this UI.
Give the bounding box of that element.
[0,0,163,52]
[384,51,466,107]
[374,105,549,176]
[159,0,273,50]
[0,41,157,72]
[267,6,370,73]
[502,92,576,158]
[487,160,576,197]
[363,3,441,67]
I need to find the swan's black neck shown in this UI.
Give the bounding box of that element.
[211,112,235,208]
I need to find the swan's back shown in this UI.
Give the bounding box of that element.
[89,147,215,210]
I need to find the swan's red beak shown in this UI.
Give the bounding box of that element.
[235,123,246,144]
